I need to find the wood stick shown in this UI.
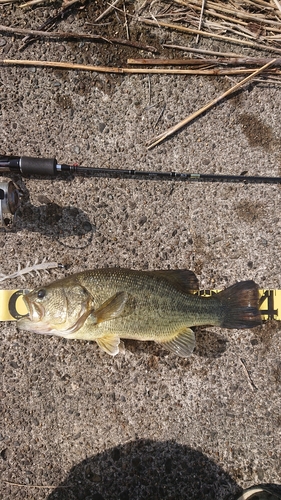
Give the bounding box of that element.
[140,18,281,54]
[147,58,277,149]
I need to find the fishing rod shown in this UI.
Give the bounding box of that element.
[1,155,281,184]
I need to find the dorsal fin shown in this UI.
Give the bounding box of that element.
[146,269,199,294]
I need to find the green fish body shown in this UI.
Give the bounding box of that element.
[18,268,261,357]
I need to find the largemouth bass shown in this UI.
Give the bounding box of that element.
[18,268,261,357]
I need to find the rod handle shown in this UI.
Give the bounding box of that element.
[20,157,57,176]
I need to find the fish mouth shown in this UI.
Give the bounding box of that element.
[22,295,45,322]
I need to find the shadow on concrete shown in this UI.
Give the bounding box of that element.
[14,202,94,239]
[195,327,228,358]
[0,178,94,244]
[47,439,241,500]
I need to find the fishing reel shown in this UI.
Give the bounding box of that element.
[0,180,21,226]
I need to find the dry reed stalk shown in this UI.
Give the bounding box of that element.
[140,18,281,54]
[95,0,122,22]
[163,44,245,58]
[272,0,281,13]
[196,0,206,43]
[147,58,277,149]
[20,0,48,6]
[169,1,281,35]
[128,57,281,66]
[173,0,281,23]
[1,58,280,76]
[157,0,281,33]
[3,479,70,490]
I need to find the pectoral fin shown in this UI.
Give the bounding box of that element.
[161,327,196,357]
[96,335,120,356]
[95,291,128,324]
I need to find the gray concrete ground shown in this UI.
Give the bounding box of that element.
[0,1,280,499]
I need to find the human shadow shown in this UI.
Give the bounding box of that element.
[47,439,241,500]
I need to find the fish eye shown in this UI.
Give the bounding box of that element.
[37,289,46,300]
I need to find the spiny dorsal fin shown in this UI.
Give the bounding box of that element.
[146,269,199,294]
[95,291,128,323]
[161,327,196,357]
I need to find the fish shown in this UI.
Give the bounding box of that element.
[17,268,262,357]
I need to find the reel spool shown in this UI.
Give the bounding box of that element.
[0,181,21,225]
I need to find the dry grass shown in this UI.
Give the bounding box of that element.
[1,0,281,148]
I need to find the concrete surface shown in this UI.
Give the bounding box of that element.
[0,1,280,499]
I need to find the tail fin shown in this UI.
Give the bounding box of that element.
[218,280,261,329]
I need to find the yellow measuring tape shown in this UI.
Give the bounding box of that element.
[0,290,29,321]
[0,289,280,322]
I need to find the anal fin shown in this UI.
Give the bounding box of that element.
[161,327,196,357]
[96,335,121,356]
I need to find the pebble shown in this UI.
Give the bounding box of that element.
[0,38,6,46]
[98,122,106,133]
[139,216,147,226]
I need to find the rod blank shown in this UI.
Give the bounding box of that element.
[0,156,280,184]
